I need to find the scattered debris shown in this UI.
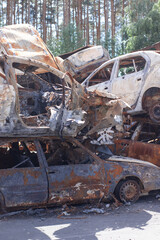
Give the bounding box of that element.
[106,204,110,208]
[156,194,160,199]
[83,208,105,214]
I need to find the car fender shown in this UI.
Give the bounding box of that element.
[133,63,160,113]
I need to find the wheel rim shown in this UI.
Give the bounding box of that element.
[149,102,160,122]
[119,180,140,202]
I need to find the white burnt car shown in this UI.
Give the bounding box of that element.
[82,51,160,123]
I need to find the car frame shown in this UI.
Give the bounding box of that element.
[0,138,160,212]
[82,51,160,123]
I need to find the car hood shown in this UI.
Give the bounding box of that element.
[107,155,159,168]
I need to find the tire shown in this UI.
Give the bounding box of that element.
[148,101,160,124]
[0,194,6,213]
[115,179,140,203]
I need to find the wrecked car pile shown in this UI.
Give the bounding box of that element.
[82,48,160,166]
[0,24,160,212]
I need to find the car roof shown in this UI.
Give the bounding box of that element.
[82,50,159,86]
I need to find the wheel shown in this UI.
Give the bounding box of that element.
[148,101,160,123]
[0,193,6,213]
[115,179,140,203]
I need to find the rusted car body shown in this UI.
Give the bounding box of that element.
[58,45,110,82]
[82,51,160,123]
[0,24,110,82]
[0,24,58,72]
[0,53,125,143]
[112,139,160,167]
[1,139,160,211]
[0,24,117,143]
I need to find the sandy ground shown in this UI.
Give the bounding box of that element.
[0,195,160,240]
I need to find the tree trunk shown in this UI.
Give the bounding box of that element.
[97,0,101,44]
[104,0,109,33]
[86,3,89,45]
[78,0,82,30]
[111,0,115,56]
[13,0,16,24]
[122,0,125,18]
[83,1,86,40]
[7,0,11,25]
[64,0,70,26]
[92,0,96,44]
[56,0,59,39]
[22,0,24,24]
[28,0,30,23]
[34,0,38,27]
[43,0,47,42]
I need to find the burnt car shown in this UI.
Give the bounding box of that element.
[0,24,110,83]
[58,45,110,82]
[82,51,160,123]
[0,53,125,141]
[0,139,160,212]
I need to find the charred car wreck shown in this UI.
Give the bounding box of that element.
[0,52,128,211]
[0,24,160,212]
[0,53,159,211]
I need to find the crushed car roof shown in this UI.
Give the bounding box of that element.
[0,24,59,72]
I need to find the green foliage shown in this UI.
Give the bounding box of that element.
[47,37,62,56]
[47,24,85,55]
[125,0,160,52]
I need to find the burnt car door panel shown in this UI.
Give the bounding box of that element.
[47,163,106,205]
[85,61,115,93]
[0,141,48,208]
[111,56,146,107]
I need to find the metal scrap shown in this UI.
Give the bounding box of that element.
[0,24,160,213]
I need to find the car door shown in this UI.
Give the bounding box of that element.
[86,61,116,94]
[111,55,146,107]
[0,140,48,208]
[47,162,106,204]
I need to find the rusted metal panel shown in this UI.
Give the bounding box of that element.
[0,168,48,207]
[0,24,58,73]
[0,140,48,208]
[0,25,110,81]
[140,41,160,51]
[1,139,160,210]
[59,45,93,59]
[47,164,106,204]
[46,153,160,205]
[114,139,160,167]
[58,45,110,82]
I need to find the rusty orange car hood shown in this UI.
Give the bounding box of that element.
[0,24,58,73]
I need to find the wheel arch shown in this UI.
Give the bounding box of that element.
[114,175,144,193]
[142,87,160,110]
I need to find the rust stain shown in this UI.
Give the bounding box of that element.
[114,139,160,167]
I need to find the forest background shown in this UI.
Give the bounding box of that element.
[1,0,160,57]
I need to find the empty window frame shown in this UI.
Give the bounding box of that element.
[118,56,146,77]
[88,63,114,86]
[0,141,39,169]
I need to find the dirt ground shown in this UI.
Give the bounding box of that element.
[0,194,160,240]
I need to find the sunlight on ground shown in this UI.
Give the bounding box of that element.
[95,210,160,240]
[36,223,70,240]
